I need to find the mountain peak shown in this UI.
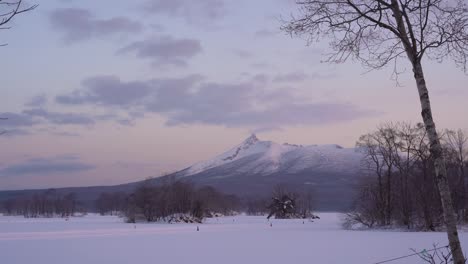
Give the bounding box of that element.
[242,133,259,145]
[182,133,365,178]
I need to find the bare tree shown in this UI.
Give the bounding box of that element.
[357,123,401,225]
[411,123,441,231]
[2,190,81,218]
[395,122,420,228]
[445,129,468,219]
[343,177,380,228]
[266,184,317,219]
[95,192,126,216]
[282,1,468,262]
[122,180,241,223]
[349,123,468,232]
[0,0,37,46]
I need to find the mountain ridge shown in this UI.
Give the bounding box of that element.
[181,134,361,178]
[0,135,365,211]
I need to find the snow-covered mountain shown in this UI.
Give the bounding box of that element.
[182,134,362,177]
[0,135,366,211]
[171,134,364,210]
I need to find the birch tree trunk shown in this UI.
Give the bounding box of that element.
[413,61,465,264]
[282,0,467,260]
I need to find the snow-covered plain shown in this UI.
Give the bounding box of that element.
[1,213,467,264]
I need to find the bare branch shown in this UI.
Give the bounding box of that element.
[0,0,37,45]
[283,0,468,71]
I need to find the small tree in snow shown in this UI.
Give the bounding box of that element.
[267,194,297,219]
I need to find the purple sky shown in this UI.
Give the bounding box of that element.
[0,0,467,190]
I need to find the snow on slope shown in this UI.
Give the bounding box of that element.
[183,134,362,176]
[184,134,295,175]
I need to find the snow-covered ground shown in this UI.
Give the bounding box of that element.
[1,213,467,264]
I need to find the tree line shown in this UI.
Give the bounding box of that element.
[2,189,79,218]
[1,181,316,222]
[96,182,317,222]
[96,179,242,223]
[345,123,468,231]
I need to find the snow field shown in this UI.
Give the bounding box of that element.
[0,213,466,264]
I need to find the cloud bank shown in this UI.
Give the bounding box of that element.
[143,0,226,26]
[117,36,203,67]
[55,74,379,130]
[49,8,142,43]
[0,155,95,177]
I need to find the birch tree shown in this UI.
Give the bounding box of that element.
[282,1,468,262]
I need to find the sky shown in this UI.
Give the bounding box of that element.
[0,0,467,190]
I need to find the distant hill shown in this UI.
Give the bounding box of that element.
[0,134,365,211]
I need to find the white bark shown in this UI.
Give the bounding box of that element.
[413,61,465,264]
